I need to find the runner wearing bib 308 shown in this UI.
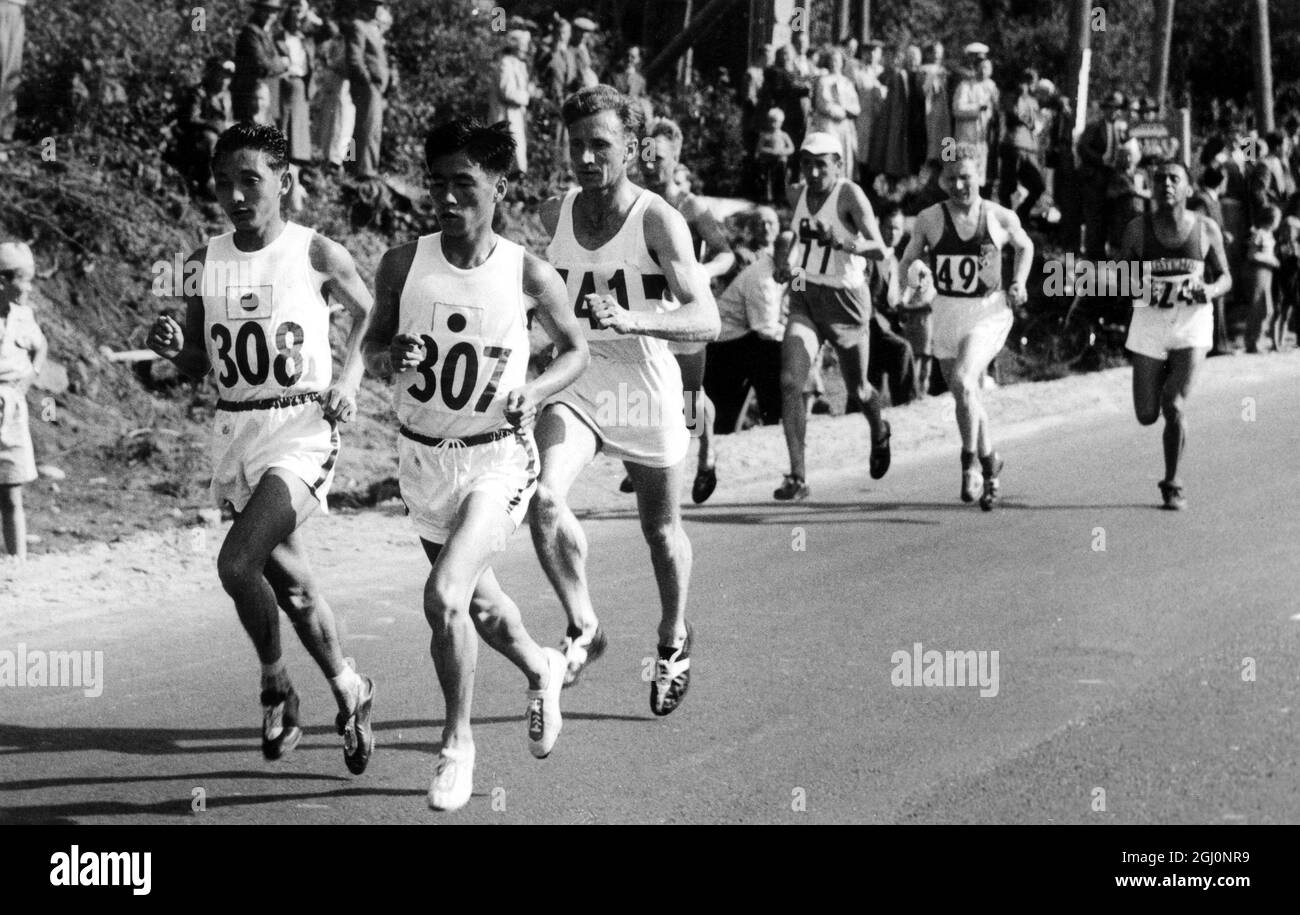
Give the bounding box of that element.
[145,123,376,774]
[1117,159,1232,510]
[363,119,589,813]
[532,85,720,716]
[897,151,1034,510]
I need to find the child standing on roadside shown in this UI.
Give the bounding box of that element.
[0,242,48,560]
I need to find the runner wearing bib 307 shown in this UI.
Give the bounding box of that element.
[897,152,1034,510]
[1117,159,1232,511]
[363,119,589,812]
[772,130,893,503]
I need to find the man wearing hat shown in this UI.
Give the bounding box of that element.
[1078,90,1129,258]
[570,15,599,90]
[344,0,391,178]
[0,0,26,149]
[488,27,533,175]
[233,1,290,124]
[0,240,46,560]
[950,42,995,191]
[179,57,236,195]
[772,130,893,501]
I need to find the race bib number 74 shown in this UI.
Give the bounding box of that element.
[1136,274,1208,309]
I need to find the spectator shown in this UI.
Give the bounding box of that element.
[921,41,951,164]
[1190,165,1232,355]
[233,0,289,124]
[811,48,860,177]
[0,241,46,561]
[879,201,932,396]
[901,158,947,216]
[0,0,26,153]
[950,43,995,189]
[1106,138,1148,254]
[612,44,653,127]
[872,44,921,183]
[570,16,599,90]
[278,1,334,167]
[759,45,810,185]
[704,207,787,431]
[755,107,795,204]
[311,13,355,172]
[863,202,918,406]
[852,39,886,188]
[1036,78,1077,242]
[977,54,1000,196]
[1275,213,1300,351]
[1248,131,1288,222]
[177,57,235,196]
[1245,203,1281,353]
[345,0,390,179]
[488,28,534,176]
[999,67,1045,222]
[1077,90,1129,258]
[543,18,576,103]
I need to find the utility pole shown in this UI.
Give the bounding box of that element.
[1150,0,1174,113]
[1251,0,1274,131]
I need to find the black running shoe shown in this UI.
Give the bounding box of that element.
[1158,480,1186,511]
[619,475,635,493]
[335,659,375,775]
[773,473,809,501]
[691,466,718,504]
[870,420,892,480]
[261,685,302,761]
[650,622,693,717]
[978,455,1005,512]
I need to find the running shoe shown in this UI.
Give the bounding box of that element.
[526,648,566,758]
[260,685,302,761]
[773,473,810,501]
[1158,480,1186,511]
[961,466,980,503]
[650,622,693,717]
[428,744,475,812]
[870,420,892,479]
[619,475,635,493]
[691,465,718,504]
[560,623,607,688]
[335,658,375,776]
[978,455,1005,512]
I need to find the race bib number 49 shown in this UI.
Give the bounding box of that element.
[934,254,980,295]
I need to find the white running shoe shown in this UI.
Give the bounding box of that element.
[559,623,607,687]
[428,744,475,812]
[527,648,566,758]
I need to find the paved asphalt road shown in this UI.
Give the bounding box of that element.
[2,362,1298,825]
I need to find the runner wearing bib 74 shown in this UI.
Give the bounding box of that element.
[1117,160,1232,511]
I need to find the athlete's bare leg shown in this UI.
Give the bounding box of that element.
[0,484,26,559]
[1157,348,1202,484]
[217,469,348,686]
[833,335,885,445]
[422,491,551,753]
[940,328,1004,457]
[624,459,691,647]
[779,321,818,479]
[676,348,715,472]
[529,404,600,635]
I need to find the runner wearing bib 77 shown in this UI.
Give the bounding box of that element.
[1117,159,1232,510]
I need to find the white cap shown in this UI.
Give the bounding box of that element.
[800,132,842,157]
[964,42,990,57]
[0,241,35,278]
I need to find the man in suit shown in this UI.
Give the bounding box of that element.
[232,0,289,124]
[488,28,533,176]
[346,0,390,179]
[1077,90,1128,258]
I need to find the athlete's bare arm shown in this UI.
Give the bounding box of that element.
[1200,218,1233,301]
[896,206,941,287]
[146,246,211,380]
[509,252,590,428]
[682,196,736,279]
[362,242,418,381]
[311,234,374,423]
[990,205,1033,306]
[591,197,719,342]
[1116,216,1144,263]
[837,182,889,261]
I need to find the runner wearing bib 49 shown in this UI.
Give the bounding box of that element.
[1117,159,1232,511]
[897,151,1034,510]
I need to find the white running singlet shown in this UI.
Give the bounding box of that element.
[791,179,866,289]
[201,222,332,402]
[396,233,530,439]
